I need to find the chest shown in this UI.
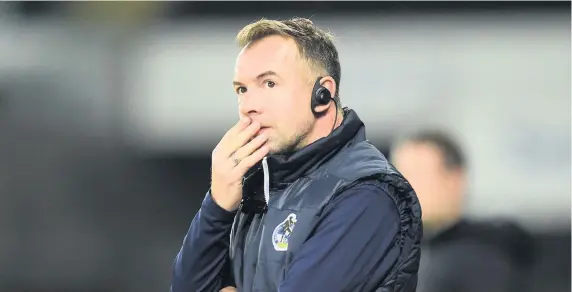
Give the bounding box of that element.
[231,183,329,291]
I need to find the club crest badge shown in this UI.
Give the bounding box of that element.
[272,213,298,251]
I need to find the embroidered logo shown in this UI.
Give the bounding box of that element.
[272,213,298,251]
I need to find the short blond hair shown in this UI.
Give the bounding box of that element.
[236,17,342,101]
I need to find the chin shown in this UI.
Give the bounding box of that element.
[263,141,281,155]
[266,145,281,155]
[267,143,298,156]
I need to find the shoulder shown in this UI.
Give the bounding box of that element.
[326,141,392,181]
[320,180,399,228]
[334,180,395,206]
[432,220,532,269]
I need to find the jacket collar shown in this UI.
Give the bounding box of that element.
[251,108,366,186]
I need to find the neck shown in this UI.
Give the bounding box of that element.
[260,108,364,184]
[303,107,344,147]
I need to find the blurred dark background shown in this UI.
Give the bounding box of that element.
[0,1,569,291]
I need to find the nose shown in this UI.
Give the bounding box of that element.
[238,90,263,117]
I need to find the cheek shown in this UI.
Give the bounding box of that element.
[267,87,312,128]
[268,92,301,119]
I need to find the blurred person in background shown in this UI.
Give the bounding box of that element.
[170,18,422,292]
[390,130,536,292]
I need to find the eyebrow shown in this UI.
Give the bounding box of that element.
[233,70,279,86]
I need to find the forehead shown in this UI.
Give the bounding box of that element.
[235,35,303,78]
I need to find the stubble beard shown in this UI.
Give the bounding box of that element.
[268,119,314,156]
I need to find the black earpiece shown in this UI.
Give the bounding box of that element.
[311,77,333,115]
[310,76,339,133]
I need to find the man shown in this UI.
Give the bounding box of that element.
[171,18,422,292]
[390,130,535,292]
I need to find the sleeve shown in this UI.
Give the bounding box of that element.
[278,181,401,292]
[421,245,514,292]
[171,191,237,292]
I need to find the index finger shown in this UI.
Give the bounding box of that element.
[223,116,251,140]
[217,116,251,156]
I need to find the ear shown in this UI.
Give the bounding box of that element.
[312,76,337,113]
[320,76,337,99]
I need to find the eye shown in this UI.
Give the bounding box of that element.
[236,87,247,94]
[265,80,276,88]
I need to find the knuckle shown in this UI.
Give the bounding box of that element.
[233,149,242,159]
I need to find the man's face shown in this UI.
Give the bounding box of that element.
[391,142,465,225]
[233,35,315,155]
